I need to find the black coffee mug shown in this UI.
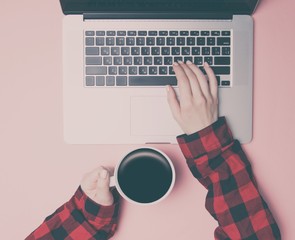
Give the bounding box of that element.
[110,147,175,205]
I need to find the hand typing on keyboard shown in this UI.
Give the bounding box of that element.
[166,61,218,135]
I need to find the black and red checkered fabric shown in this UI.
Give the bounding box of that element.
[26,187,120,240]
[177,117,281,239]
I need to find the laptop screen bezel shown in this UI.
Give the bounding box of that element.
[60,0,260,16]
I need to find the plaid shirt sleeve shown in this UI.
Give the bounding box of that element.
[26,186,120,240]
[177,117,281,240]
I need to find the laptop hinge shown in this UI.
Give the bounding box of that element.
[83,12,233,20]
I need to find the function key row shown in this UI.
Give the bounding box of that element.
[85,30,231,37]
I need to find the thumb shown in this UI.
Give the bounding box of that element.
[96,168,111,193]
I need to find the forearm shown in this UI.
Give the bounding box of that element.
[177,117,281,240]
[26,187,120,240]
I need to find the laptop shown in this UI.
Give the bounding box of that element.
[60,0,259,144]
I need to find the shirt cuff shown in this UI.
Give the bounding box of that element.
[72,186,120,224]
[176,117,233,160]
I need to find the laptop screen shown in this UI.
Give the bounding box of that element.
[60,0,259,15]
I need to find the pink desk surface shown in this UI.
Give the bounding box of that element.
[0,0,294,239]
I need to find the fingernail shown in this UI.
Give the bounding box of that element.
[100,169,108,179]
[186,60,192,65]
[166,85,170,92]
[204,62,209,67]
[173,62,178,66]
[178,60,183,64]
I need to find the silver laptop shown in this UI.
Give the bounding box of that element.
[60,0,258,144]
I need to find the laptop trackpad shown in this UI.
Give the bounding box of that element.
[130,96,180,136]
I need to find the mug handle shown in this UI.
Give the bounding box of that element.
[109,176,116,187]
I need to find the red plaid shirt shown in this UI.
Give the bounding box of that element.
[27,117,281,240]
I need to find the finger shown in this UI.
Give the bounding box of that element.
[96,167,111,193]
[178,61,203,99]
[186,61,211,99]
[166,85,181,122]
[173,62,192,105]
[204,62,218,101]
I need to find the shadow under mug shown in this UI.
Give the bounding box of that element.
[110,147,175,205]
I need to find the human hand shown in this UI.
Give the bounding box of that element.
[81,166,114,206]
[166,61,218,135]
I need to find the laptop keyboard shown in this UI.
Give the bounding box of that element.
[84,30,231,87]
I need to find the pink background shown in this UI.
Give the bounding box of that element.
[0,0,294,239]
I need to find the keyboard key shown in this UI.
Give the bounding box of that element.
[169,66,175,75]
[101,47,110,55]
[127,31,137,36]
[187,37,195,45]
[169,31,178,36]
[86,57,102,65]
[201,31,210,36]
[180,31,189,36]
[207,37,216,46]
[116,37,125,45]
[131,47,140,55]
[148,31,157,36]
[134,57,142,65]
[129,76,177,86]
[126,37,135,46]
[116,76,127,86]
[114,56,122,65]
[96,37,104,46]
[212,47,221,55]
[139,66,148,75]
[106,76,115,86]
[141,47,150,55]
[154,57,163,65]
[167,37,175,45]
[85,31,95,36]
[108,66,117,75]
[159,66,168,75]
[222,31,231,36]
[197,37,205,45]
[176,37,185,45]
[85,37,95,46]
[216,76,221,86]
[190,31,199,36]
[124,57,132,65]
[107,31,116,36]
[96,31,105,36]
[129,66,137,75]
[111,47,120,55]
[202,47,210,55]
[103,57,112,65]
[222,47,231,55]
[192,47,200,55]
[182,47,190,55]
[211,31,220,36]
[119,66,127,75]
[221,80,230,86]
[161,47,170,55]
[86,47,99,55]
[86,67,107,75]
[147,37,155,46]
[156,37,165,46]
[172,47,180,55]
[174,56,183,62]
[159,31,168,36]
[184,57,193,63]
[85,76,95,86]
[106,37,115,45]
[214,57,230,65]
[164,57,173,65]
[96,76,105,86]
[121,47,130,55]
[144,57,153,65]
[151,47,160,55]
[138,31,147,36]
[211,66,230,74]
[217,37,231,45]
[204,56,213,65]
[136,37,145,45]
[149,67,157,75]
[117,31,126,36]
[194,57,203,65]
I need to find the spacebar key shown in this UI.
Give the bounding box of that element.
[129,76,177,86]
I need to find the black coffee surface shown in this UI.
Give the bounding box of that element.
[118,149,173,203]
